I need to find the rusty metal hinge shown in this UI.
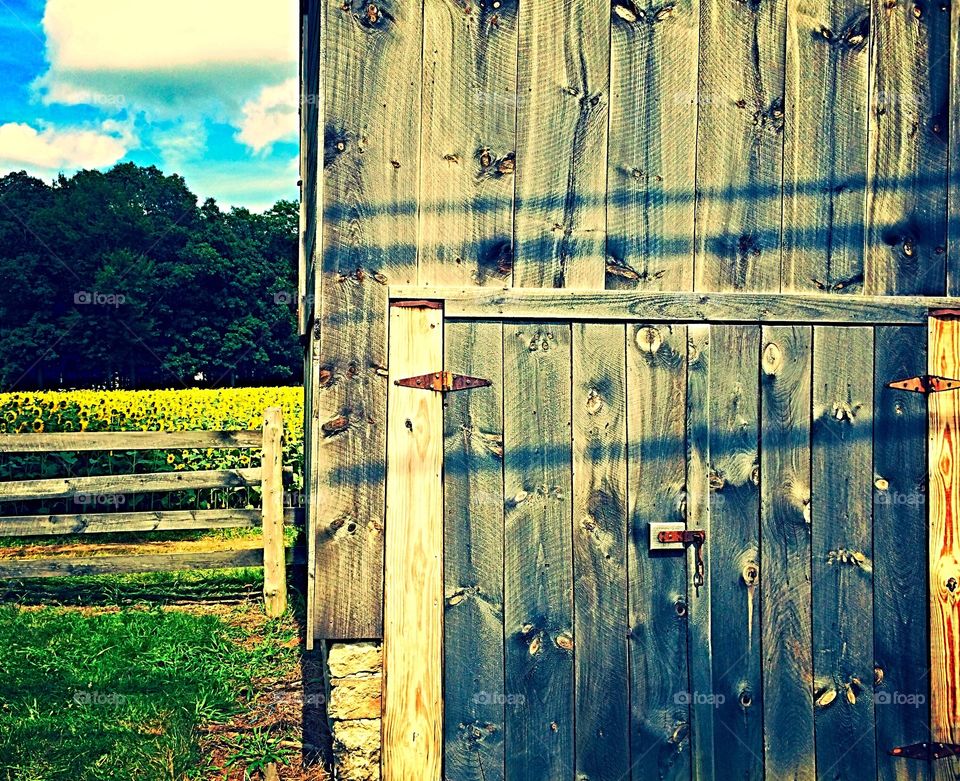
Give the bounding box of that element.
[890,742,960,761]
[887,375,960,394]
[394,371,492,393]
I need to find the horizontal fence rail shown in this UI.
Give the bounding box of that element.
[391,287,960,325]
[0,468,262,503]
[0,508,303,537]
[0,430,263,453]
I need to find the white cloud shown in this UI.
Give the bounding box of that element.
[236,78,298,154]
[0,121,129,176]
[36,0,298,119]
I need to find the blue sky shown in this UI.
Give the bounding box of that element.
[0,0,299,210]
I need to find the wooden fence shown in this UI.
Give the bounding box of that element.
[0,407,294,616]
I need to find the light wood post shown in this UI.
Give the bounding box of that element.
[382,301,444,780]
[262,406,286,617]
[930,311,960,756]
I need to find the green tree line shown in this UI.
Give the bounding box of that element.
[0,164,300,391]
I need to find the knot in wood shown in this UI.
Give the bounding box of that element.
[585,389,604,415]
[741,563,759,586]
[636,326,663,354]
[555,632,574,652]
[874,477,889,491]
[761,342,783,375]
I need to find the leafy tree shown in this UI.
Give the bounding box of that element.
[0,164,300,390]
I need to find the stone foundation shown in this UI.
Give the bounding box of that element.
[327,642,382,780]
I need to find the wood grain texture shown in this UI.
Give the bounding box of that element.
[865,0,949,296]
[512,0,610,289]
[607,0,698,290]
[0,544,269,579]
[0,468,261,503]
[704,326,763,779]
[314,0,423,638]
[782,0,870,293]
[686,323,714,781]
[874,326,929,781]
[503,322,573,779]
[0,509,303,536]
[395,286,960,324]
[929,312,960,778]
[419,0,518,287]
[0,430,262,453]
[694,0,785,293]
[443,320,505,781]
[811,326,876,781]
[760,325,815,781]
[572,323,629,780]
[382,304,443,781]
[628,322,691,781]
[950,0,960,295]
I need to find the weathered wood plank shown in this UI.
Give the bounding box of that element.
[865,0,948,296]
[950,2,960,295]
[314,0,423,638]
[694,0,785,292]
[0,468,262,503]
[0,546,267,579]
[629,322,691,781]
[512,0,609,289]
[928,311,960,779]
[443,320,505,781]
[419,0,517,287]
[811,326,876,780]
[705,326,763,779]
[606,0,698,290]
[874,325,929,781]
[0,509,305,536]
[262,407,286,617]
[782,0,870,293]
[0,430,262,453]
[503,322,573,779]
[686,323,714,781]
[382,303,444,781]
[572,323,629,780]
[760,325,815,781]
[399,287,960,324]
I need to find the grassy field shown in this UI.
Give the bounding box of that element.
[0,584,328,781]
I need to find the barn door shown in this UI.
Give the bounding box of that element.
[437,318,930,781]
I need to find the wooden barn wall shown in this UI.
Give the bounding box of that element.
[301,0,956,639]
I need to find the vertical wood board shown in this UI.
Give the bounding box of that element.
[607,0,698,290]
[760,325,815,781]
[628,322,692,781]
[811,326,876,781]
[503,322,574,779]
[419,0,519,287]
[314,0,423,638]
[443,320,506,781]
[572,323,630,780]
[382,304,444,781]
[512,0,610,289]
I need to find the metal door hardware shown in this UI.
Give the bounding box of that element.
[394,371,492,393]
[649,523,707,592]
[890,742,960,760]
[887,375,960,394]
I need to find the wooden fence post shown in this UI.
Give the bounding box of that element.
[929,310,960,755]
[262,406,286,617]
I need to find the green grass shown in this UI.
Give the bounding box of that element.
[0,603,301,781]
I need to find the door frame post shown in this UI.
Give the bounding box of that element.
[382,300,444,780]
[929,309,960,746]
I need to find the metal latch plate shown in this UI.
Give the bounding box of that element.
[650,522,686,552]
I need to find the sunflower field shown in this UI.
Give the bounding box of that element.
[0,387,304,519]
